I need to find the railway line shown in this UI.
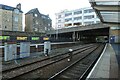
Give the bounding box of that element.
[2,43,105,79]
[48,44,104,79]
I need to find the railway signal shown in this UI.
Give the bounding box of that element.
[68,49,73,61]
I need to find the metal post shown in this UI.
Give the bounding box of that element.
[56,29,58,40]
[77,32,79,41]
[44,41,51,56]
[73,31,75,42]
[68,49,73,61]
[36,45,38,52]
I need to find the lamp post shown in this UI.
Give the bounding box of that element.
[56,28,58,40]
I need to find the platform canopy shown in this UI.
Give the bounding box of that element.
[89,0,120,26]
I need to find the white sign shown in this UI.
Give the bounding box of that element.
[44,41,51,54]
[4,43,17,61]
[20,42,30,58]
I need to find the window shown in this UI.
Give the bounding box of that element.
[36,20,38,24]
[8,19,10,22]
[48,24,50,26]
[42,16,46,18]
[48,29,50,31]
[14,9,19,14]
[14,16,18,22]
[84,15,94,19]
[35,14,38,17]
[45,27,47,30]
[64,23,72,27]
[5,26,7,28]
[65,18,72,22]
[74,16,82,20]
[48,17,50,19]
[84,21,94,25]
[84,9,94,13]
[58,15,61,18]
[65,13,72,17]
[73,23,81,26]
[74,11,82,15]
[34,28,38,31]
[58,25,61,28]
[58,20,61,23]
[13,27,18,31]
[96,21,100,23]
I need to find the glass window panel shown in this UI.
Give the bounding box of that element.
[65,18,72,22]
[14,16,18,22]
[84,15,94,19]
[58,20,61,23]
[14,9,19,14]
[65,13,72,17]
[74,16,82,20]
[100,11,120,23]
[58,15,61,18]
[84,9,94,13]
[74,11,82,15]
[96,2,119,5]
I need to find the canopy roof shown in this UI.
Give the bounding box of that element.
[89,0,120,26]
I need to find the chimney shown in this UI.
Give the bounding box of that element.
[16,3,21,10]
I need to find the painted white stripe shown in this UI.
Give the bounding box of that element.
[86,43,108,79]
[0,46,4,48]
[0,42,77,48]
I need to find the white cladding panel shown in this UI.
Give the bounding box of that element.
[44,41,51,54]
[4,43,17,61]
[20,42,30,58]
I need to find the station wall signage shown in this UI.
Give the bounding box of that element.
[0,36,10,40]
[17,37,27,40]
[32,37,39,40]
[43,37,49,40]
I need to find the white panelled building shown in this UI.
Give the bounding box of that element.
[55,7,100,29]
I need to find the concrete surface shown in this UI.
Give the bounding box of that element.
[87,43,119,79]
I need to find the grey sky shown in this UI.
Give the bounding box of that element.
[1,0,91,28]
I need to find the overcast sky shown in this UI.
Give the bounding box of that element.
[1,0,91,28]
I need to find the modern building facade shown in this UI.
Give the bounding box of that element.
[55,7,100,29]
[0,3,23,31]
[25,8,52,33]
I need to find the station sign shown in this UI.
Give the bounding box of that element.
[43,37,49,40]
[0,36,10,40]
[32,37,39,40]
[17,37,27,40]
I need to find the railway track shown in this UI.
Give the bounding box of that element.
[48,44,105,80]
[2,44,93,71]
[2,44,102,79]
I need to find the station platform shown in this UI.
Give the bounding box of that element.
[87,43,119,79]
[2,44,83,71]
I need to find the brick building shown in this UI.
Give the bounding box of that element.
[0,3,23,31]
[25,8,52,33]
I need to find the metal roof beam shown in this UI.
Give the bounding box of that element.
[94,6,120,11]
